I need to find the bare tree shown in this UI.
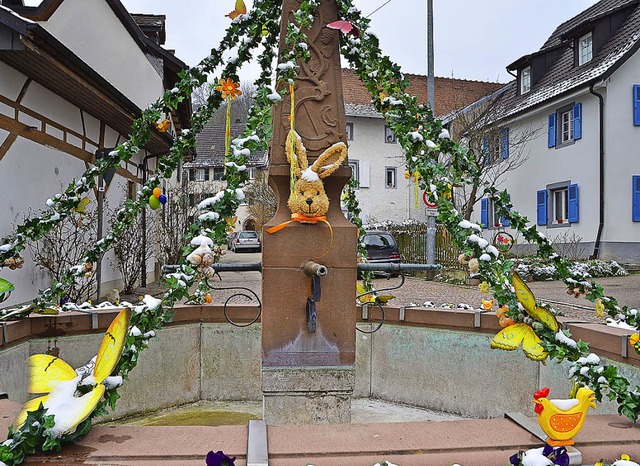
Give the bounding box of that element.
[156,181,225,265]
[192,81,256,124]
[446,89,542,220]
[245,170,276,232]
[109,194,156,294]
[29,207,97,303]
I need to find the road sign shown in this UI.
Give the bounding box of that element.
[423,192,437,208]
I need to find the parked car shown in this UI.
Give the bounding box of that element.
[362,231,400,274]
[233,230,261,253]
[227,231,239,251]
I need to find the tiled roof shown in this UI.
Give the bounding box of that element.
[496,0,640,121]
[188,121,267,168]
[341,69,504,118]
[131,13,165,28]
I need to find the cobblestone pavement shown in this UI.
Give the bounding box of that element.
[128,251,640,325]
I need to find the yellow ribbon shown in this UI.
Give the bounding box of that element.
[288,83,297,197]
[414,177,419,209]
[266,213,334,258]
[224,95,231,174]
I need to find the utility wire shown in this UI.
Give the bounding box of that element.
[366,0,392,18]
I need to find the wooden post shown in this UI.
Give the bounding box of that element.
[261,0,357,424]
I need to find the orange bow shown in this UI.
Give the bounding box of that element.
[266,213,334,257]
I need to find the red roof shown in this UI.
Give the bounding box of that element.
[341,69,505,117]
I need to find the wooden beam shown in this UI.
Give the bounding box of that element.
[0,113,141,184]
[0,133,17,162]
[16,78,32,104]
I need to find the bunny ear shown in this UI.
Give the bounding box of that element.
[286,130,308,178]
[311,142,348,179]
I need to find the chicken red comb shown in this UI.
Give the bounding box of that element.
[534,387,550,400]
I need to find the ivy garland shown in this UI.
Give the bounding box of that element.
[1,0,640,464]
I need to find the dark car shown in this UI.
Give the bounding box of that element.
[362,231,400,272]
[233,230,261,253]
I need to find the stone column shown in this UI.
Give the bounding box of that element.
[261,0,357,424]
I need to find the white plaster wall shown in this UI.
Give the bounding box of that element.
[346,116,428,223]
[0,137,86,305]
[1,65,156,303]
[20,82,85,136]
[482,90,601,248]
[0,61,29,102]
[601,52,640,243]
[39,0,165,110]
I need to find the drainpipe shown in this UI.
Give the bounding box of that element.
[589,82,605,259]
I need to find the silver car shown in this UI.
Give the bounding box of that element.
[233,230,261,253]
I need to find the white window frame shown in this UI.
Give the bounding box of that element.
[346,122,354,141]
[578,32,593,66]
[195,168,208,182]
[212,167,224,181]
[384,125,396,144]
[385,167,397,189]
[560,109,573,144]
[349,160,360,188]
[550,186,569,225]
[248,167,257,180]
[487,199,501,229]
[520,66,531,94]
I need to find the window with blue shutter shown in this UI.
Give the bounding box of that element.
[634,85,640,126]
[548,114,556,147]
[633,176,640,221]
[481,136,490,164]
[501,194,511,227]
[500,128,509,159]
[537,190,547,225]
[480,198,488,228]
[572,103,582,140]
[567,184,579,223]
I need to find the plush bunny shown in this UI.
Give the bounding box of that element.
[286,130,348,219]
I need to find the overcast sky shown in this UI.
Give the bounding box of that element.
[115,1,600,83]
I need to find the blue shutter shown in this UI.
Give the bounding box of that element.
[537,190,547,226]
[480,198,488,228]
[573,103,582,140]
[548,114,556,148]
[634,85,640,126]
[481,136,490,164]
[500,128,509,159]
[633,176,640,221]
[501,194,511,227]
[568,184,579,223]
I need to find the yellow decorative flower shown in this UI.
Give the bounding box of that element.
[216,78,242,100]
[404,170,411,179]
[630,334,640,345]
[478,281,491,293]
[155,119,170,133]
[595,298,605,317]
[621,454,631,461]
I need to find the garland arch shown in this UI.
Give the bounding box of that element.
[0,0,639,463]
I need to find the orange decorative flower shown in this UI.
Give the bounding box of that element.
[496,305,515,328]
[155,119,170,133]
[216,78,242,100]
[204,294,213,304]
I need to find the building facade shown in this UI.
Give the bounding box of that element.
[341,69,504,224]
[465,0,640,264]
[0,0,190,304]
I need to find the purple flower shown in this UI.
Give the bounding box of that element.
[206,450,236,466]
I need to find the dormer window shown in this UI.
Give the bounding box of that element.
[520,66,531,94]
[578,32,593,65]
